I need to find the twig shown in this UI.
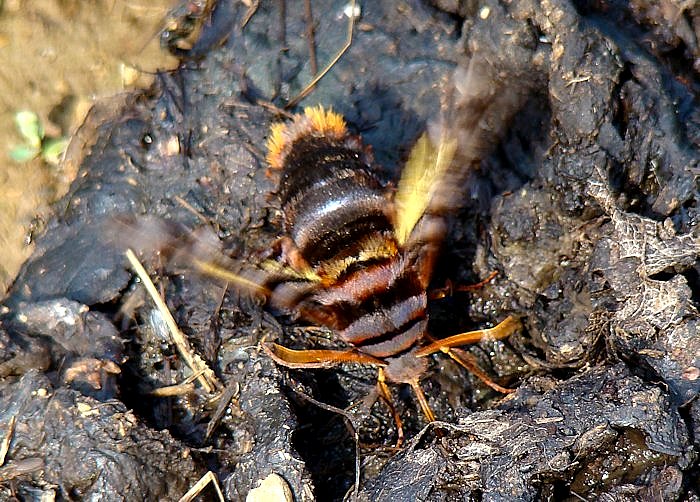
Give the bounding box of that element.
[240,0,260,29]
[150,368,205,397]
[126,248,222,394]
[178,471,225,502]
[0,415,17,466]
[304,0,318,76]
[285,0,356,109]
[255,99,295,119]
[174,195,209,224]
[206,381,240,439]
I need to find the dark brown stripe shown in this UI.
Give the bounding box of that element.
[358,319,427,358]
[292,190,389,260]
[339,294,427,344]
[278,137,374,205]
[283,167,360,223]
[312,258,405,306]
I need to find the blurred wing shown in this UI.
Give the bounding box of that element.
[107,216,274,298]
[393,132,457,245]
[394,54,531,247]
[190,256,270,297]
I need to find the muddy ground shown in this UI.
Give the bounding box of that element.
[0,0,699,500]
[0,0,178,293]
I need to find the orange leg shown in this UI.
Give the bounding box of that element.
[429,270,499,300]
[408,379,436,422]
[262,342,385,369]
[416,316,521,393]
[444,347,513,393]
[263,342,410,446]
[416,315,520,356]
[376,368,405,448]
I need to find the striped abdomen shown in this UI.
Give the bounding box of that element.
[267,109,429,366]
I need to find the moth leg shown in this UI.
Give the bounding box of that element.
[416,316,520,355]
[376,368,404,448]
[443,347,513,394]
[429,270,500,300]
[262,342,385,369]
[408,379,436,422]
[264,343,407,446]
[416,316,521,393]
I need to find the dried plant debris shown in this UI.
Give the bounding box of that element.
[587,174,700,403]
[0,0,698,500]
[357,364,692,501]
[0,370,200,500]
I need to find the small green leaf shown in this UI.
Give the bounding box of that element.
[9,145,40,162]
[14,111,44,148]
[41,137,69,165]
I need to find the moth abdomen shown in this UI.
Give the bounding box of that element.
[267,107,397,271]
[261,105,520,425]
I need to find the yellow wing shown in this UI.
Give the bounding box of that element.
[393,131,457,245]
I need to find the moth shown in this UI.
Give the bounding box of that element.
[180,104,521,433]
[123,54,524,438]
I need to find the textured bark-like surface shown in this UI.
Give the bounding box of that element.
[0,0,698,500]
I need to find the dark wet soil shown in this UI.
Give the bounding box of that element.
[0,0,698,500]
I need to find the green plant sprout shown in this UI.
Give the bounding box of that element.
[9,110,69,165]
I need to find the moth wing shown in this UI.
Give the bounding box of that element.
[107,216,275,299]
[393,131,457,246]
